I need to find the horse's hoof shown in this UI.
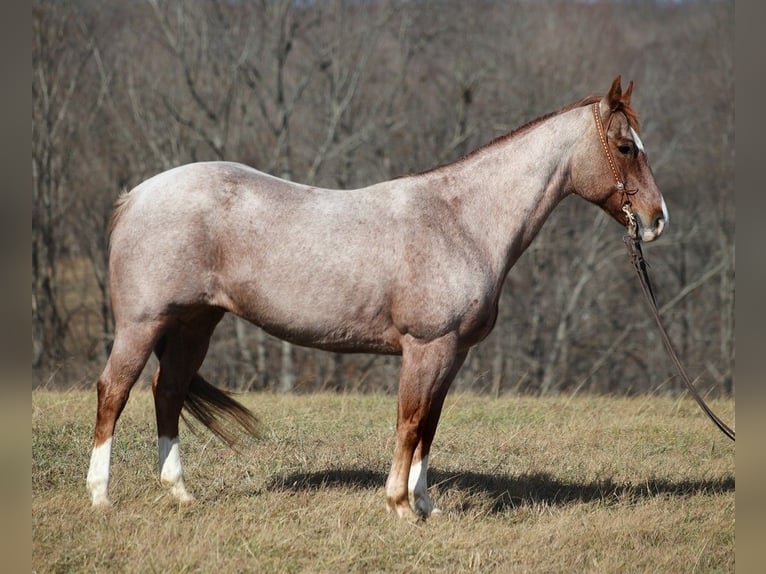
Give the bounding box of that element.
[166,482,196,505]
[413,496,439,518]
[387,500,421,522]
[403,506,425,523]
[173,491,196,505]
[90,497,112,509]
[177,494,196,505]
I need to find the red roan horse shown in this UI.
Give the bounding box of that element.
[87,76,667,520]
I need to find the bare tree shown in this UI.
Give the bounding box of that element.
[32,3,94,369]
[32,0,734,397]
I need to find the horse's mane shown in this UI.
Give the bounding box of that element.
[419,93,640,177]
[512,92,639,135]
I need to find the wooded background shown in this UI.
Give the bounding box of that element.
[32,0,734,396]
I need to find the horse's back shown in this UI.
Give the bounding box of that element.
[122,161,307,214]
[108,162,397,342]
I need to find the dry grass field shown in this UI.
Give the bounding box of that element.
[33,389,734,573]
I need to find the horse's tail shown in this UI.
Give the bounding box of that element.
[182,374,262,447]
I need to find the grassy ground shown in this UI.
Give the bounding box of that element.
[32,390,734,573]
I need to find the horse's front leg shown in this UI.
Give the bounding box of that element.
[408,349,467,517]
[385,333,464,520]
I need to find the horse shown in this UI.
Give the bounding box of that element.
[87,76,667,520]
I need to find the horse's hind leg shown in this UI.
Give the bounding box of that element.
[87,320,164,507]
[152,309,223,503]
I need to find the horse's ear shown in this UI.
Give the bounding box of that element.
[621,80,634,106]
[605,75,622,111]
[598,75,623,119]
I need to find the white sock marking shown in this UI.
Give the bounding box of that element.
[409,455,439,515]
[158,436,182,483]
[87,437,112,507]
[159,436,193,503]
[408,455,427,497]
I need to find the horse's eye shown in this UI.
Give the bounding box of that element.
[618,144,632,155]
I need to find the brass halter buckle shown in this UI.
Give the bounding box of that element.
[622,203,638,241]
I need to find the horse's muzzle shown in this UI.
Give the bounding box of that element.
[641,217,665,242]
[639,197,669,242]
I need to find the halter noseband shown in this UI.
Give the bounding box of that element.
[592,102,639,237]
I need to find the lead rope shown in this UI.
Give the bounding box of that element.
[594,101,734,441]
[622,211,735,442]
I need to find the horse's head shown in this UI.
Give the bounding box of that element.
[571,76,668,242]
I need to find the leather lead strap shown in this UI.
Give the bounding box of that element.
[623,234,735,441]
[595,99,733,441]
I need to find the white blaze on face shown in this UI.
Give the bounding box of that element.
[87,437,113,506]
[628,125,668,241]
[629,127,645,153]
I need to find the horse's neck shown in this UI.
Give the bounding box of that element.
[422,107,586,281]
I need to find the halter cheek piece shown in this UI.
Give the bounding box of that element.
[592,102,639,238]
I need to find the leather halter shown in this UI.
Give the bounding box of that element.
[592,102,638,225]
[592,102,625,192]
